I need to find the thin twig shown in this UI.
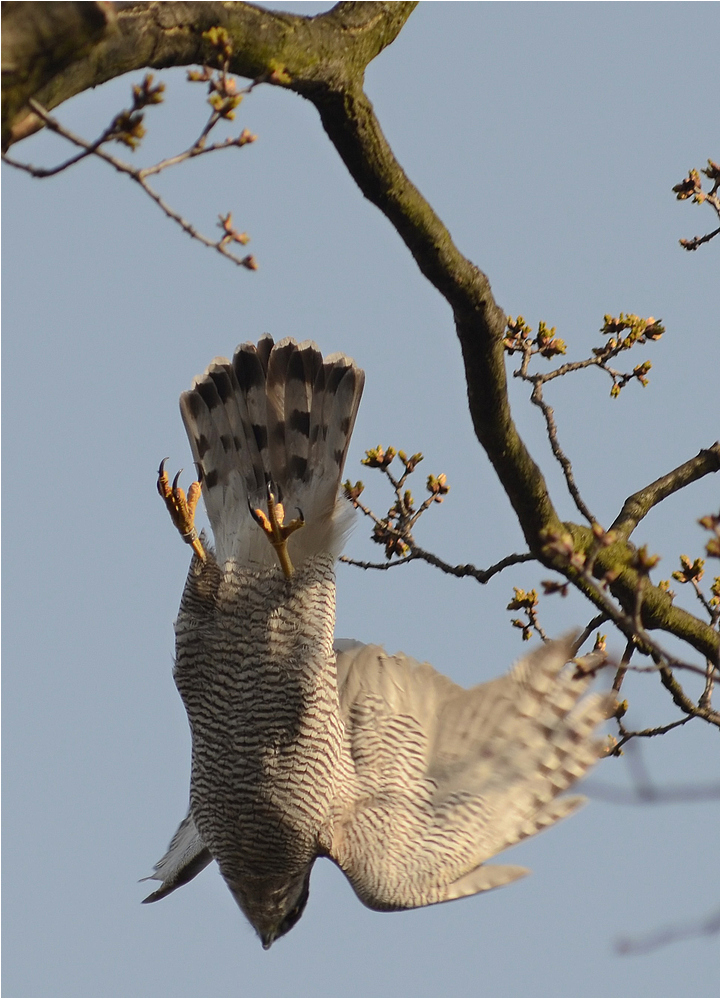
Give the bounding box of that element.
[4,100,257,270]
[2,130,110,176]
[659,663,719,724]
[139,133,256,177]
[529,379,595,524]
[614,713,694,752]
[611,639,635,702]
[680,227,721,251]
[572,613,609,654]
[340,553,417,571]
[615,911,720,955]
[699,658,716,711]
[689,576,718,622]
[412,546,535,583]
[586,779,719,804]
[340,547,535,584]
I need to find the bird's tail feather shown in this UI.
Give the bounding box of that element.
[179,336,364,566]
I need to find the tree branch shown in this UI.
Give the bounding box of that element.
[529,378,596,524]
[611,443,720,541]
[5,98,258,268]
[2,2,417,148]
[341,547,534,584]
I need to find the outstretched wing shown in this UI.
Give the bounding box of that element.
[331,638,610,911]
[179,336,364,565]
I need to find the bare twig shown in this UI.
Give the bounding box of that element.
[340,553,416,571]
[2,130,111,176]
[680,227,721,251]
[614,713,695,752]
[699,658,717,710]
[573,613,609,654]
[674,160,720,251]
[615,911,719,955]
[30,101,258,268]
[413,547,535,583]
[139,131,256,177]
[586,780,719,804]
[340,547,534,584]
[529,379,595,524]
[2,86,258,269]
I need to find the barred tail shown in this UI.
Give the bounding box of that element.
[179,336,364,566]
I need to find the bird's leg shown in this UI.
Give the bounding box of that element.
[250,482,304,579]
[157,458,206,561]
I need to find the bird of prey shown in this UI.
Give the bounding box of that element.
[144,335,610,949]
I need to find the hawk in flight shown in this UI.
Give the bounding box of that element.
[144,336,609,949]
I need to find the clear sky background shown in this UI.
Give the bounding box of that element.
[3,3,719,997]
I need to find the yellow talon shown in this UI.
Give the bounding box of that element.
[251,485,304,578]
[157,458,206,561]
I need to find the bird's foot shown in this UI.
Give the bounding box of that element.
[250,483,304,579]
[157,458,206,561]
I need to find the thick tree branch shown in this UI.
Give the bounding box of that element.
[2,1,116,149]
[561,524,719,664]
[309,85,564,553]
[302,79,719,663]
[2,2,415,148]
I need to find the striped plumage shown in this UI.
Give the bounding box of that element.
[145,336,610,948]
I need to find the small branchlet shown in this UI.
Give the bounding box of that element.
[507,312,664,398]
[341,448,533,582]
[191,28,244,122]
[596,314,665,398]
[110,74,165,150]
[671,544,720,626]
[699,513,720,558]
[504,316,567,361]
[3,27,260,269]
[345,446,448,559]
[504,311,665,527]
[673,160,720,250]
[506,587,548,642]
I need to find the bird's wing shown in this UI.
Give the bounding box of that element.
[331,638,610,910]
[141,809,212,903]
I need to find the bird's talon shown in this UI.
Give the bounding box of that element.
[157,459,206,561]
[252,487,304,578]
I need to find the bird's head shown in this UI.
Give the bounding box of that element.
[229,868,311,950]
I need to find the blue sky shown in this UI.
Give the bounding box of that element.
[3,3,719,997]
